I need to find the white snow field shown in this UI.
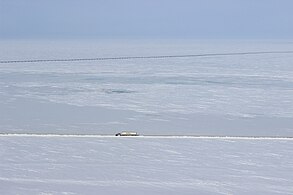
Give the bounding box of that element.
[1,40,293,136]
[1,40,293,194]
[1,136,293,195]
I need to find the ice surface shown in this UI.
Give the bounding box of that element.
[0,40,293,135]
[1,40,293,194]
[0,136,293,195]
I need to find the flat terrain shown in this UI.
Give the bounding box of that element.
[1,136,293,195]
[1,40,293,194]
[1,40,293,136]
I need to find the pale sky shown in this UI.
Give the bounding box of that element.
[0,0,292,39]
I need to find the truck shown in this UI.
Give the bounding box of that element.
[115,131,139,136]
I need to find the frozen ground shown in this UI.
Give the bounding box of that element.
[0,40,293,135]
[1,40,293,194]
[0,135,293,195]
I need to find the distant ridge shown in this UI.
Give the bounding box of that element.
[1,51,293,64]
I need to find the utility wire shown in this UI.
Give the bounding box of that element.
[1,51,293,64]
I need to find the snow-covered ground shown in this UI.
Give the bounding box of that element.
[1,40,293,135]
[1,40,293,194]
[1,136,293,195]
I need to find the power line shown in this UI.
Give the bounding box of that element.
[1,51,293,64]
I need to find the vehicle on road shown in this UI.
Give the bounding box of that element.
[115,131,139,136]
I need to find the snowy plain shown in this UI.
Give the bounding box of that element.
[1,40,293,194]
[0,40,293,135]
[1,135,293,195]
